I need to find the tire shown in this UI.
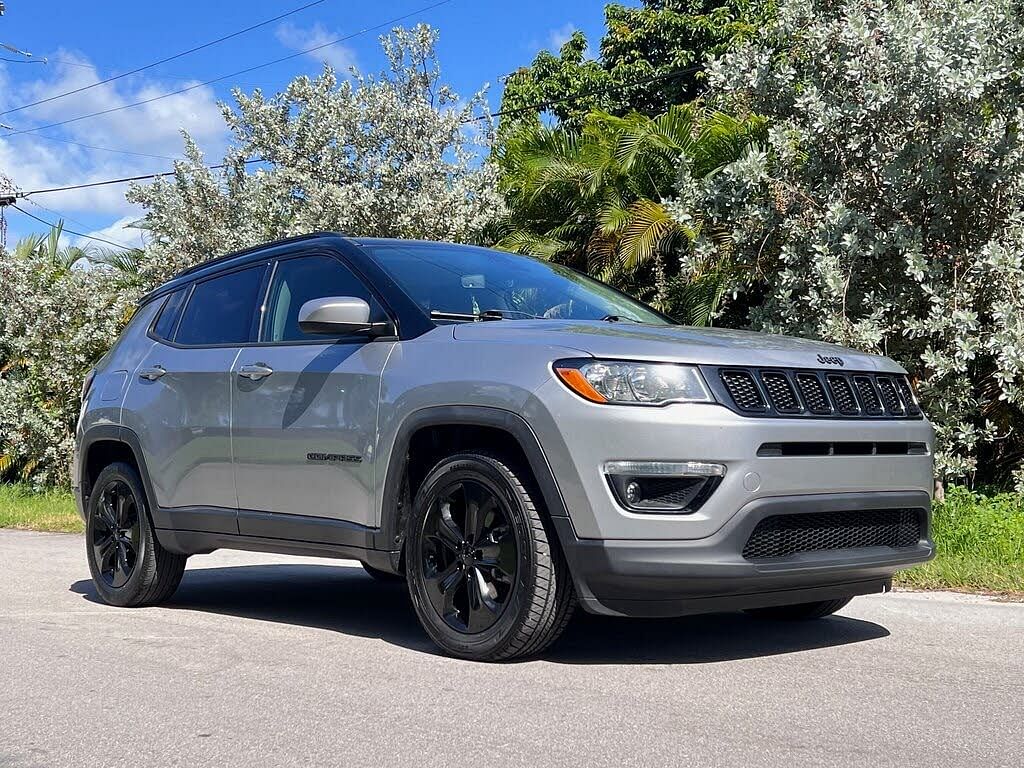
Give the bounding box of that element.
[361,562,404,582]
[744,597,853,621]
[86,462,187,607]
[406,452,576,661]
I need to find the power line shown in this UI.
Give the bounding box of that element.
[18,158,265,197]
[3,131,179,160]
[2,0,457,138]
[11,203,136,250]
[11,58,701,199]
[26,198,140,248]
[0,0,332,118]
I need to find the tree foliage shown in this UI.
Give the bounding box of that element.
[0,227,140,486]
[495,104,767,322]
[670,0,1024,482]
[498,1,768,134]
[128,25,503,285]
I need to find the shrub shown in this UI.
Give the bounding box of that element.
[672,0,1024,483]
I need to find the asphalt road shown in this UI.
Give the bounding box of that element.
[1,530,1021,768]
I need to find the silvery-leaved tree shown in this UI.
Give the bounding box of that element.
[668,0,1024,485]
[128,24,504,285]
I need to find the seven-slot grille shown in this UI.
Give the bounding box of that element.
[709,367,922,419]
[742,508,925,560]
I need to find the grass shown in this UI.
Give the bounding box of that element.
[0,481,1021,597]
[895,485,1024,597]
[0,484,82,533]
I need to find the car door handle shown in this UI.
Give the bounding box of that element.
[238,363,274,381]
[138,365,166,381]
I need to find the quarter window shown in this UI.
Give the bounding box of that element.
[175,266,266,346]
[152,287,188,341]
[263,255,381,342]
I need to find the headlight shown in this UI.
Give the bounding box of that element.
[553,359,713,405]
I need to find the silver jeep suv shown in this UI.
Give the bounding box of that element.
[74,234,934,660]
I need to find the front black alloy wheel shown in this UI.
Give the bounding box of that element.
[407,452,576,661]
[86,462,187,607]
[420,477,518,634]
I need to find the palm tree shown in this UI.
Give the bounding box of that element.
[495,104,767,323]
[12,220,93,273]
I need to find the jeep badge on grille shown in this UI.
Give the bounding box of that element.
[816,354,844,367]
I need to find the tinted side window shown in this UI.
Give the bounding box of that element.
[264,255,381,342]
[175,266,266,346]
[152,287,188,341]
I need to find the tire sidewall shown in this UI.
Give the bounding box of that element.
[86,463,153,607]
[406,455,539,659]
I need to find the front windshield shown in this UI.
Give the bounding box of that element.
[362,242,673,325]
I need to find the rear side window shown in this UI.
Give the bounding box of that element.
[151,288,188,341]
[175,266,266,346]
[263,254,382,342]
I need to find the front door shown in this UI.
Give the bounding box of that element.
[231,252,395,530]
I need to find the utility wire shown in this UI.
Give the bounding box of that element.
[4,131,179,160]
[2,0,456,137]
[18,158,265,197]
[26,198,138,248]
[11,203,136,250]
[0,0,333,117]
[13,59,701,198]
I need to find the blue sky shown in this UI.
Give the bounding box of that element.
[0,0,609,249]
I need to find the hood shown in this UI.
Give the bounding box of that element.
[452,320,903,372]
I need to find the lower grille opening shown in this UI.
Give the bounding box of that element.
[757,441,928,457]
[742,508,925,560]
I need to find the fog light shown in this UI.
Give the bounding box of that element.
[604,461,726,514]
[624,481,642,505]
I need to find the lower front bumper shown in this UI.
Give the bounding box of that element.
[554,491,933,617]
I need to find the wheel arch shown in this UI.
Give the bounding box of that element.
[378,406,571,565]
[79,425,160,520]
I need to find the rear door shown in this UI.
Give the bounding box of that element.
[231,251,395,530]
[123,263,268,529]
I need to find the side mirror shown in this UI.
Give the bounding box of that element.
[298,296,385,336]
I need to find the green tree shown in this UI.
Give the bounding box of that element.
[670,0,1024,484]
[498,1,768,134]
[495,104,767,323]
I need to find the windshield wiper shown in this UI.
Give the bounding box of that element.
[430,309,545,323]
[600,314,641,323]
[429,310,504,322]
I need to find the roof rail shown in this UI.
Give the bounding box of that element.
[171,231,344,280]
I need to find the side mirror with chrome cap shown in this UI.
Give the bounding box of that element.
[297,296,392,336]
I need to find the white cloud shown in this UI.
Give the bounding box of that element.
[0,50,230,230]
[72,215,147,251]
[275,22,358,72]
[548,23,578,51]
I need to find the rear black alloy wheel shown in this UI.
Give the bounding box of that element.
[91,480,141,588]
[86,462,187,607]
[407,453,576,661]
[420,477,518,634]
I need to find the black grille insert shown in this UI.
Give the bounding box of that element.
[795,373,832,414]
[876,377,905,415]
[895,377,921,416]
[760,371,801,413]
[825,374,858,414]
[720,369,767,412]
[757,441,928,457]
[742,508,924,560]
[854,376,884,415]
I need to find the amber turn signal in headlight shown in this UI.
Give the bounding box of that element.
[554,359,713,406]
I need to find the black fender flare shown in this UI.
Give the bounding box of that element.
[79,424,161,519]
[377,405,571,560]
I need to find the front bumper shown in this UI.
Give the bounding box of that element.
[553,491,933,617]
